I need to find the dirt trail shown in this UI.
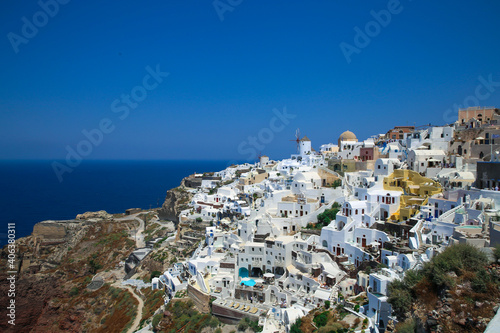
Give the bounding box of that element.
[125,285,144,333]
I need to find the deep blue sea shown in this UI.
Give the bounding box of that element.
[0,160,232,246]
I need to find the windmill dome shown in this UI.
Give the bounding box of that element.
[338,130,357,146]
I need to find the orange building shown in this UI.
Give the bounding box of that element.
[385,126,414,140]
[458,106,499,126]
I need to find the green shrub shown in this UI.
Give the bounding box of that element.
[290,318,302,333]
[209,317,220,328]
[237,317,261,332]
[150,270,162,281]
[237,318,249,331]
[396,318,416,333]
[324,300,330,309]
[88,258,102,274]
[69,287,79,297]
[317,207,339,226]
[494,244,500,261]
[423,244,487,290]
[318,323,343,333]
[472,268,491,293]
[152,313,163,328]
[313,311,329,328]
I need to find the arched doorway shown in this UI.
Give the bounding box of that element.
[380,209,389,220]
[274,266,285,277]
[251,267,263,277]
[239,267,249,278]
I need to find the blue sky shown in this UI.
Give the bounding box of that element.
[1,0,500,161]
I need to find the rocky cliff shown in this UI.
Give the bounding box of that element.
[0,213,139,333]
[158,177,193,223]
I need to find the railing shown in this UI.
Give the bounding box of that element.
[438,204,464,222]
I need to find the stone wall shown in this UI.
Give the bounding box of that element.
[32,222,67,240]
[187,284,210,313]
[211,303,259,322]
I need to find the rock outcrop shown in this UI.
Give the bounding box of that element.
[0,217,139,333]
[76,210,113,220]
[158,177,193,223]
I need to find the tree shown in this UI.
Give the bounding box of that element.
[150,270,162,281]
[290,318,302,333]
[324,300,330,309]
[313,311,329,328]
[423,243,487,290]
[317,207,339,226]
[88,259,102,274]
[152,313,163,329]
[237,318,249,331]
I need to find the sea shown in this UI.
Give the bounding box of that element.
[0,160,234,247]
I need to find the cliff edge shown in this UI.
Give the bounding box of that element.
[158,177,193,223]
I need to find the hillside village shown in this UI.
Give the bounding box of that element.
[143,106,500,333]
[8,107,500,333]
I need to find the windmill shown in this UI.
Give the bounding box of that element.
[256,151,263,163]
[289,128,301,153]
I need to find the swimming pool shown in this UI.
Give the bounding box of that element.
[240,278,256,287]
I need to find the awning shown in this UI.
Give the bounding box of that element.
[287,265,300,275]
[314,289,330,301]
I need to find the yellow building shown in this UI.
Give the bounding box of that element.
[239,169,269,186]
[383,169,442,222]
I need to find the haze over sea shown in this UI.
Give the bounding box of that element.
[0,160,233,246]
